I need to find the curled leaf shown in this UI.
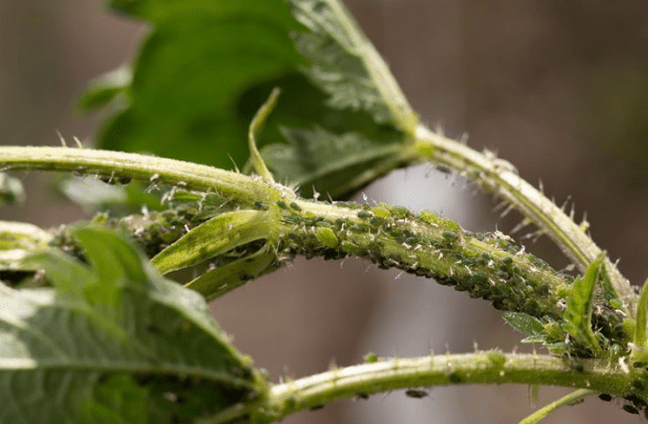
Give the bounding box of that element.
[562,254,605,356]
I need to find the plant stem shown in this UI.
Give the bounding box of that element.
[207,352,628,424]
[0,146,291,206]
[517,389,597,424]
[413,125,636,315]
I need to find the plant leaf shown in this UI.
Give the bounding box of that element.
[86,0,417,199]
[93,0,303,170]
[185,244,277,301]
[631,277,648,362]
[503,312,545,337]
[561,254,605,355]
[264,126,410,198]
[1,226,264,423]
[151,210,275,274]
[286,0,417,131]
[78,66,131,112]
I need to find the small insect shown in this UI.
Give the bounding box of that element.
[363,352,378,363]
[405,389,428,399]
[355,391,369,400]
[442,230,457,241]
[316,227,339,248]
[598,393,612,402]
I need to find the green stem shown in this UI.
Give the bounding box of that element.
[0,146,290,206]
[518,389,597,424]
[207,352,628,424]
[279,198,572,321]
[413,125,635,315]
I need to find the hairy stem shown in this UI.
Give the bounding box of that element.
[518,389,597,424]
[0,146,290,206]
[413,125,635,315]
[206,352,630,424]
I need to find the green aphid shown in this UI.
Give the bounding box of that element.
[290,201,302,211]
[404,236,419,245]
[316,227,339,248]
[341,241,360,254]
[442,230,458,241]
[276,200,289,209]
[253,201,268,211]
[363,352,378,363]
[348,225,366,233]
[357,211,373,219]
[371,207,390,218]
[405,389,428,398]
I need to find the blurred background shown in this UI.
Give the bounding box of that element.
[1,0,647,422]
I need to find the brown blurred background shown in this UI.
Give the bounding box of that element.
[1,0,647,422]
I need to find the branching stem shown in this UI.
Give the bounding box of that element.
[413,125,636,315]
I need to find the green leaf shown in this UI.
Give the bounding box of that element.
[503,312,545,337]
[263,125,408,198]
[56,177,163,213]
[631,277,648,362]
[185,244,277,301]
[78,66,131,112]
[260,0,420,197]
[4,226,264,423]
[151,210,275,274]
[561,254,605,356]
[94,0,303,170]
[287,0,417,131]
[0,172,25,204]
[87,0,418,199]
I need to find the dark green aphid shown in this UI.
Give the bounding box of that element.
[571,363,584,373]
[357,211,373,219]
[622,404,639,415]
[405,389,428,398]
[289,201,302,211]
[355,391,369,400]
[405,236,419,244]
[598,393,612,402]
[276,200,289,209]
[503,257,514,266]
[369,217,382,225]
[254,201,268,211]
[310,404,324,411]
[448,372,462,383]
[442,230,457,241]
[284,396,296,409]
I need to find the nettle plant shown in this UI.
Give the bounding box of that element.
[0,1,646,423]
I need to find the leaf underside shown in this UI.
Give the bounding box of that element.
[1,226,262,423]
